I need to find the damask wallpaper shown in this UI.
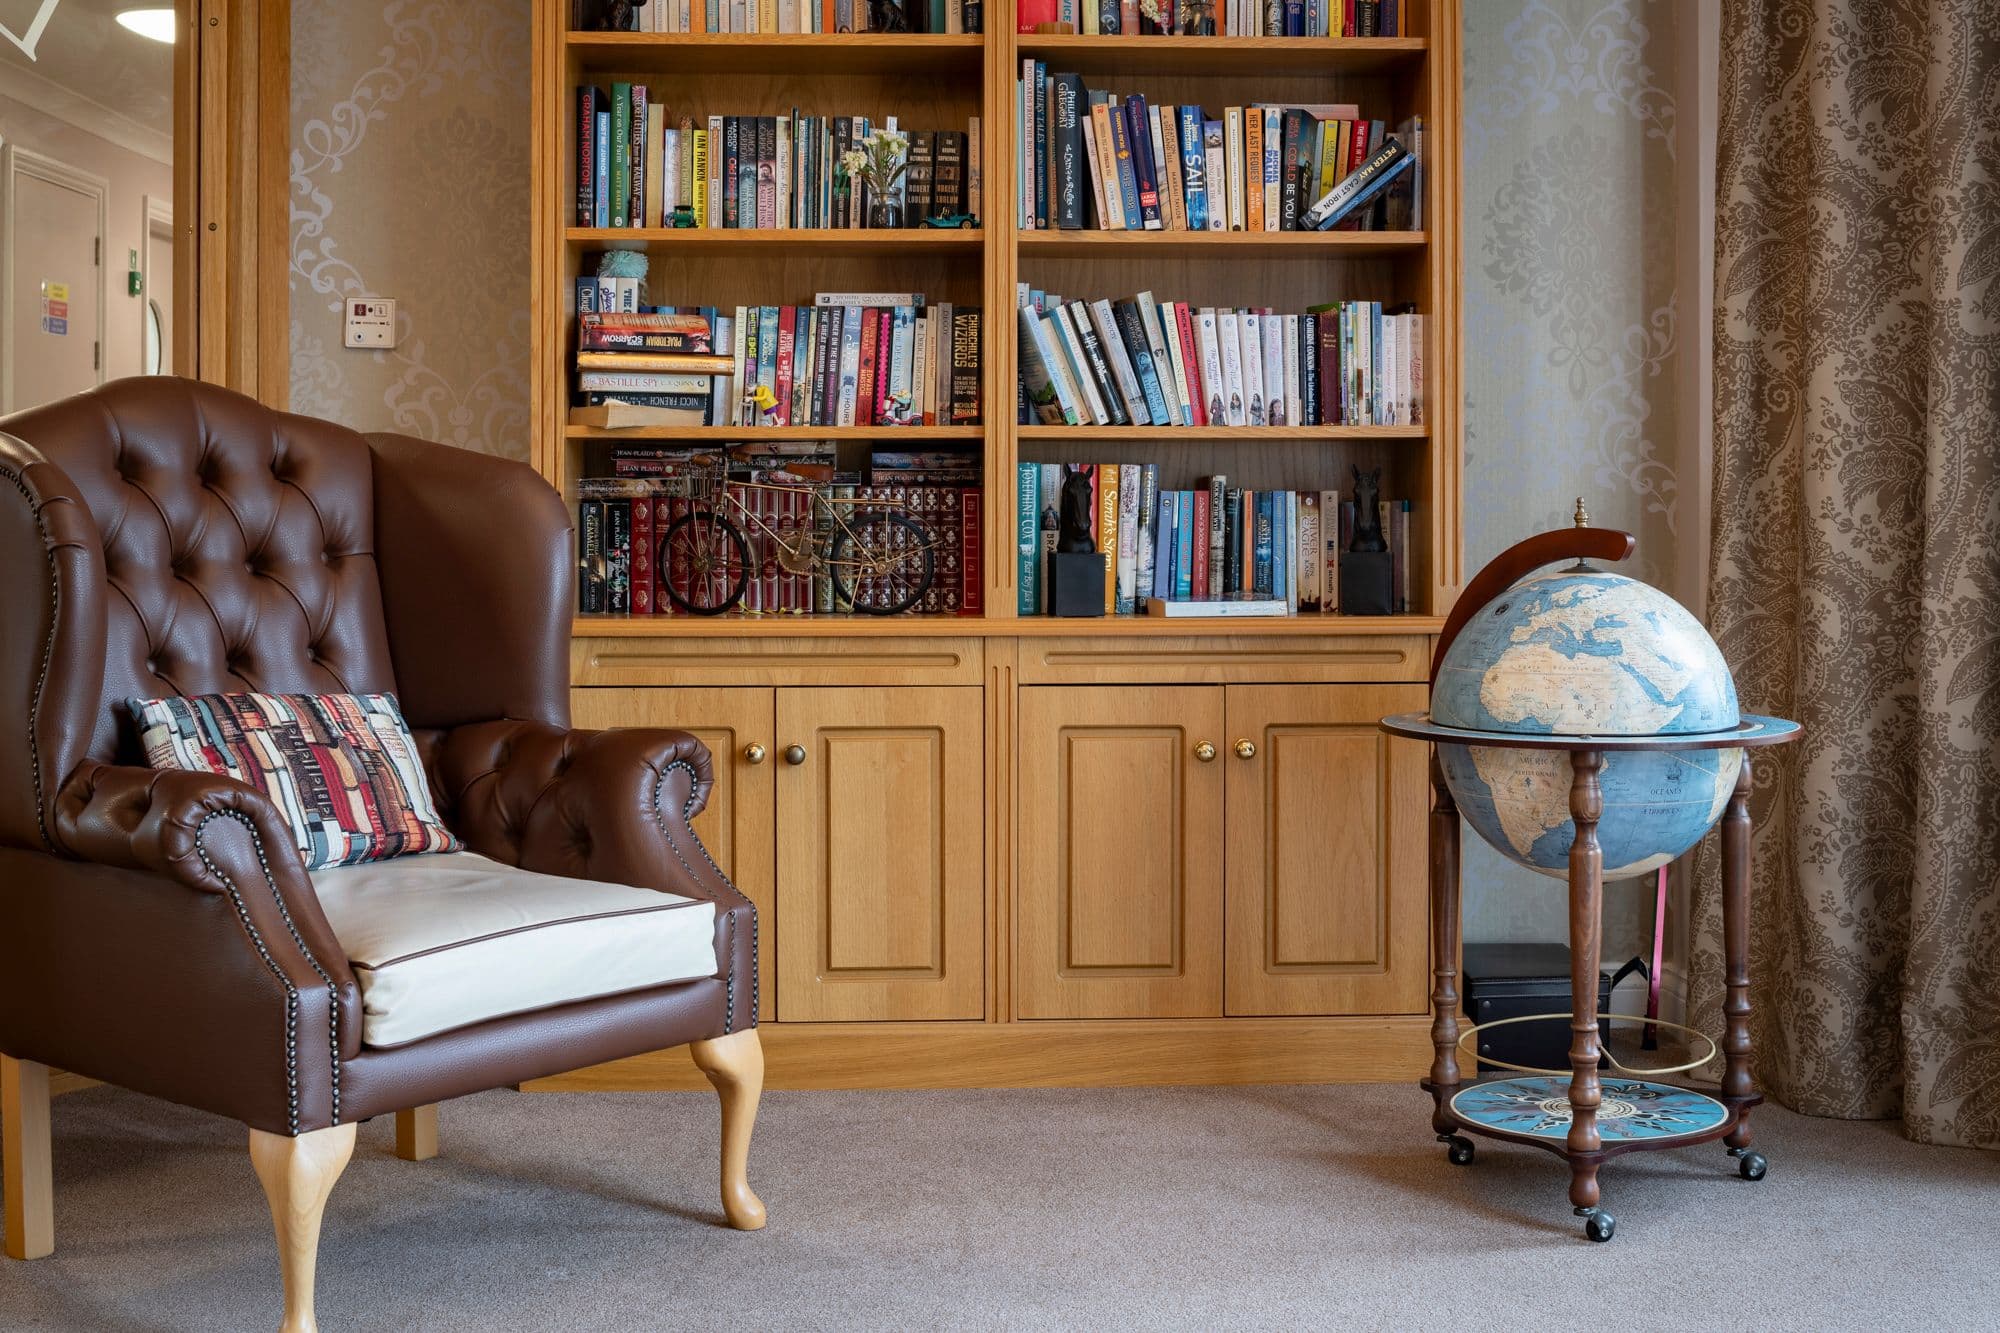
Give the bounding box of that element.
[1459,0,1692,961]
[288,0,532,460]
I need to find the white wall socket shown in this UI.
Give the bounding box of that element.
[343,298,398,349]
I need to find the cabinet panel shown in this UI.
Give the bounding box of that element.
[570,687,777,1021]
[1224,683,1429,1017]
[1017,686,1225,1019]
[775,687,984,1022]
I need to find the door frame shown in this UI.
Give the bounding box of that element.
[142,193,175,372]
[0,144,111,414]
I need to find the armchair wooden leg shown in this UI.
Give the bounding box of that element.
[2,1055,53,1260]
[249,1123,356,1333]
[688,1030,767,1231]
[394,1105,439,1162]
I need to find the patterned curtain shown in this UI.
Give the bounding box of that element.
[1689,0,2000,1148]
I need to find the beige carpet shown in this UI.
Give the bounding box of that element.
[2,1081,1995,1331]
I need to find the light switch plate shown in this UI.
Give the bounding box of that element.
[343,298,397,349]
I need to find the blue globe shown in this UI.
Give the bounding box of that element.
[1432,566,1743,879]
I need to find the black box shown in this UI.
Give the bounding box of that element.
[1462,942,1612,1076]
[1339,549,1394,615]
[1046,551,1106,617]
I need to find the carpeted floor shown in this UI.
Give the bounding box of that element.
[3,1082,1995,1331]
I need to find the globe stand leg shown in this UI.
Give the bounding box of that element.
[1565,750,1607,1227]
[1720,758,1759,1151]
[1425,754,1464,1137]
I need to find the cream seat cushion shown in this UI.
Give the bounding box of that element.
[308,851,717,1047]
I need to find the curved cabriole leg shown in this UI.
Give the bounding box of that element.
[249,1122,357,1333]
[1566,750,1609,1237]
[689,1029,768,1231]
[394,1105,439,1162]
[1719,757,1765,1175]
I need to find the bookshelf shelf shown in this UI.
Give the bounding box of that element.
[573,612,1446,637]
[1017,229,1425,257]
[1017,424,1427,441]
[568,227,986,255]
[1011,34,1428,76]
[564,424,985,441]
[566,31,985,75]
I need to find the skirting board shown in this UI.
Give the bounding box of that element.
[523,1016,1433,1092]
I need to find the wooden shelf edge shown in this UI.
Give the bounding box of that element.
[566,31,985,49]
[573,613,1445,637]
[569,227,985,248]
[1019,229,1425,253]
[564,424,984,440]
[1018,424,1427,440]
[522,1014,1433,1091]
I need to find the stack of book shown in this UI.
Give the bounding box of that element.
[584,0,982,34]
[1015,463,1410,616]
[571,311,736,430]
[576,443,984,616]
[570,292,983,429]
[575,97,984,229]
[1017,288,1421,429]
[1015,70,1419,233]
[1014,0,1402,34]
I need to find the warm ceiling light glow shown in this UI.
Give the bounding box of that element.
[115,8,176,43]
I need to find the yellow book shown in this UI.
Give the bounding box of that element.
[643,105,666,228]
[691,129,708,227]
[1097,463,1120,614]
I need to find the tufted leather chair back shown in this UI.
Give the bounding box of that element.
[1,379,400,766]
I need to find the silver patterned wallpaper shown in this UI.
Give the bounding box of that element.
[1460,0,1691,960]
[288,0,533,460]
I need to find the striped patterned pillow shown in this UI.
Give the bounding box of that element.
[128,692,461,870]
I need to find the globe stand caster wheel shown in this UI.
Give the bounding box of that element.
[1441,1135,1475,1166]
[1731,1148,1768,1181]
[1576,1207,1616,1243]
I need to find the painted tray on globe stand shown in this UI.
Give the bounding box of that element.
[1379,513,1803,1246]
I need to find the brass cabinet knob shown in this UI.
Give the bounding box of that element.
[783,744,807,766]
[1234,739,1257,760]
[1194,741,1217,763]
[743,743,767,765]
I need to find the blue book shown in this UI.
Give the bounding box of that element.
[1153,480,1176,601]
[1173,492,1195,599]
[1017,465,1041,615]
[1310,150,1414,230]
[1107,101,1144,232]
[576,278,599,314]
[1253,492,1274,595]
[1114,301,1172,425]
[1271,491,1289,607]
[757,306,781,402]
[1177,106,1208,232]
[594,111,611,227]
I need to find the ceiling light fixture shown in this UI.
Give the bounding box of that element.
[114,7,175,43]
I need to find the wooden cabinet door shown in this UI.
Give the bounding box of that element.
[774,687,984,1022]
[571,687,776,1021]
[1223,683,1429,1017]
[1016,686,1226,1019]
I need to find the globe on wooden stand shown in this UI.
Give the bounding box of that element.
[1379,504,1801,1243]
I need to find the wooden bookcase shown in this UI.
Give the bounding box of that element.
[529,0,1461,1090]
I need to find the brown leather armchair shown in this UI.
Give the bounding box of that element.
[0,378,764,1331]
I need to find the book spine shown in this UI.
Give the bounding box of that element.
[1190,486,1210,600]
[1097,464,1120,613]
[577,87,599,226]
[1125,94,1162,229]
[1068,303,1127,425]
[578,499,604,613]
[1052,75,1084,230]
[961,486,984,614]
[1135,463,1159,603]
[1253,492,1273,595]
[1223,487,1243,594]
[950,308,982,423]
[630,493,655,615]
[1115,300,1172,425]
[1175,106,1207,233]
[594,112,611,226]
[1108,102,1144,231]
[605,500,631,613]
[631,86,649,226]
[610,84,632,227]
[1115,464,1139,614]
[1205,474,1225,597]
[1017,464,1040,614]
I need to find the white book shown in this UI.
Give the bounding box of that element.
[662,128,679,217]
[911,314,930,424]
[889,305,916,421]
[779,0,797,31]
[1279,314,1301,428]
[1136,291,1181,426]
[1079,117,1108,231]
[1089,298,1150,426]
[1115,465,1140,613]
[1237,312,1265,426]
[1195,308,1226,426]
[775,116,792,227]
[1146,596,1287,617]
[814,291,927,307]
[1218,311,1246,426]
[1408,313,1424,425]
[1223,109,1245,231]
[707,116,725,228]
[1159,300,1195,426]
[1298,492,1321,611]
[729,307,749,424]
[835,305,863,426]
[1263,312,1286,428]
[1203,121,1227,232]
[1051,304,1108,425]
[1027,308,1085,424]
[1142,112,1166,231]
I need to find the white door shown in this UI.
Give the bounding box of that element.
[144,196,173,374]
[2,146,107,412]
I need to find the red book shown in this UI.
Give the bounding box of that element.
[788,487,810,612]
[857,311,881,427]
[1317,315,1342,425]
[773,306,796,427]
[652,497,675,614]
[1016,0,1056,31]
[874,312,895,426]
[760,487,780,612]
[666,495,691,610]
[1175,303,1205,426]
[630,494,655,615]
[960,487,983,615]
[1191,486,1211,600]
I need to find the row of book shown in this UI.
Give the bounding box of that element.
[575,444,984,615]
[1016,70,1419,233]
[575,0,981,33]
[1015,0,1401,35]
[1017,289,1422,429]
[576,93,984,230]
[570,295,984,429]
[1016,462,1411,616]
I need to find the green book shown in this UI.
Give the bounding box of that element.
[610,83,632,227]
[1017,463,1041,615]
